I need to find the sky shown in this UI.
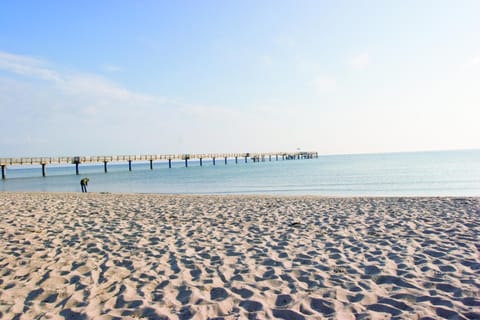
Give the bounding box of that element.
[0,0,479,157]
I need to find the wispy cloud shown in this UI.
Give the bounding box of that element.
[0,51,176,154]
[59,73,158,103]
[0,50,262,155]
[313,74,337,94]
[274,35,296,48]
[102,64,124,73]
[349,52,370,69]
[260,55,273,67]
[0,51,166,114]
[466,54,480,67]
[0,51,62,81]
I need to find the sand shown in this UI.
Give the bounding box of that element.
[0,192,478,319]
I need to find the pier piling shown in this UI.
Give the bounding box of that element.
[150,160,153,170]
[225,157,227,165]
[213,157,216,166]
[73,157,80,175]
[104,161,108,173]
[168,159,172,168]
[42,163,46,177]
[1,165,5,179]
[128,160,132,171]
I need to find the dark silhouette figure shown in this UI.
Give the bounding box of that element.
[80,177,89,193]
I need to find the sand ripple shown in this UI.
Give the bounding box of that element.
[0,193,479,319]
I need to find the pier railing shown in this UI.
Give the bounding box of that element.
[0,151,318,179]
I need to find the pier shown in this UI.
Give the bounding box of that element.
[0,151,318,179]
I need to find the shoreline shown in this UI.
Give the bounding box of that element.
[2,190,479,198]
[1,193,479,319]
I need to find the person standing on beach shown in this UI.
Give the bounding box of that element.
[80,177,89,193]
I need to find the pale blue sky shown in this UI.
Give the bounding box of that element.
[1,1,479,157]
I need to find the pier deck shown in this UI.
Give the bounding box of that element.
[0,151,318,179]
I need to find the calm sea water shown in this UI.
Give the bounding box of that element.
[1,150,479,196]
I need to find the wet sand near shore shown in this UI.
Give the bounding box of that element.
[0,192,479,319]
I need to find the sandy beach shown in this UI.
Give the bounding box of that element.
[0,192,478,319]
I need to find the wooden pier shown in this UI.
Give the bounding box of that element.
[0,151,318,179]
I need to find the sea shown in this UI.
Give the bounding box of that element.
[1,150,479,196]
